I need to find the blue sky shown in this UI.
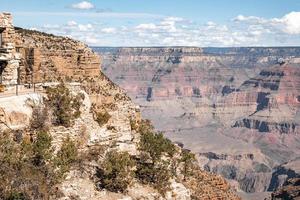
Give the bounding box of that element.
[1,0,300,46]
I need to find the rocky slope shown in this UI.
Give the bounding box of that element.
[95,46,300,199]
[0,25,239,199]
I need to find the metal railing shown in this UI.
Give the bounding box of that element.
[0,83,44,98]
[0,82,81,98]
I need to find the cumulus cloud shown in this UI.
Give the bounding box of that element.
[278,12,300,34]
[78,23,93,31]
[71,1,95,10]
[233,15,264,23]
[101,27,117,34]
[31,11,300,46]
[234,11,300,35]
[135,23,157,30]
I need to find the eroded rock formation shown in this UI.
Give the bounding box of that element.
[96,46,300,199]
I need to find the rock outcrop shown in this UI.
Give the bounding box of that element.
[271,178,300,200]
[14,27,101,84]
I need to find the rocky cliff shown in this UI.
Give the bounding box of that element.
[0,20,239,200]
[95,46,300,199]
[14,27,101,84]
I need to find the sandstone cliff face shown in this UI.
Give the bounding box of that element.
[14,27,101,84]
[0,24,240,199]
[95,47,300,199]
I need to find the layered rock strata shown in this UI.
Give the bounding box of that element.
[14,27,101,84]
[96,47,300,199]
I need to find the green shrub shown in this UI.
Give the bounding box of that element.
[55,137,78,178]
[45,83,83,127]
[129,118,138,131]
[32,130,52,166]
[93,110,111,127]
[5,192,29,200]
[136,120,177,194]
[136,157,171,193]
[0,131,55,199]
[138,120,176,162]
[96,150,135,193]
[180,149,196,180]
[0,131,23,168]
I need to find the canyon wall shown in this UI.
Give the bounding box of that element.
[95,46,300,199]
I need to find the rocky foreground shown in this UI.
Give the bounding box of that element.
[95,47,300,199]
[0,24,240,199]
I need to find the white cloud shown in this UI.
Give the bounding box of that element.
[162,37,175,45]
[31,11,300,46]
[163,17,184,22]
[136,23,157,30]
[71,1,95,10]
[67,21,77,26]
[279,11,300,34]
[233,15,263,23]
[78,24,93,31]
[206,21,216,27]
[234,11,300,35]
[84,37,100,45]
[101,27,116,34]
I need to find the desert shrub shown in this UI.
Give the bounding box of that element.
[135,120,176,194]
[30,102,49,131]
[136,157,171,194]
[55,137,78,178]
[93,110,111,127]
[45,83,83,127]
[32,130,52,166]
[180,149,196,180]
[0,131,56,199]
[0,131,22,167]
[138,120,176,162]
[5,191,29,200]
[129,118,138,131]
[96,150,135,193]
[82,145,105,162]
